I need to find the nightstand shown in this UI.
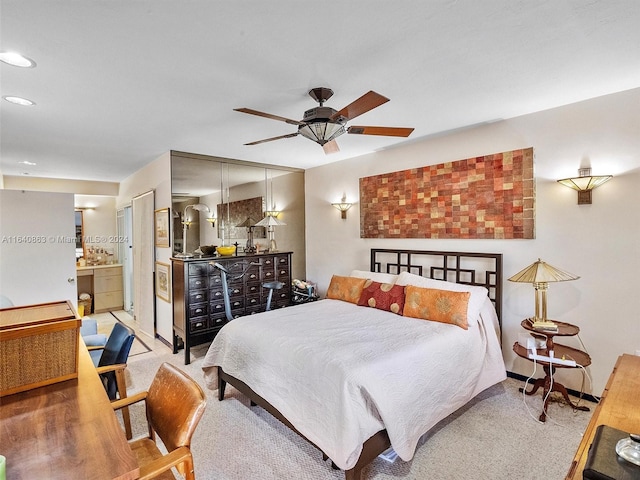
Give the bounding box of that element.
[513,319,592,422]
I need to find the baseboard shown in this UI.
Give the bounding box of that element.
[506,371,599,403]
[155,334,173,350]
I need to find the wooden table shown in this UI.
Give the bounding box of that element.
[0,339,139,479]
[513,319,592,422]
[566,353,640,479]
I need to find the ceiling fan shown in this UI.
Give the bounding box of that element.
[234,87,414,154]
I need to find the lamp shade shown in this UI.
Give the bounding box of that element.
[298,121,345,144]
[508,259,580,284]
[557,175,612,192]
[255,215,286,227]
[236,217,258,228]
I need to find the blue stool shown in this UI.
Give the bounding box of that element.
[263,281,284,311]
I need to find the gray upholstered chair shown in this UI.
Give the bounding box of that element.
[80,317,108,364]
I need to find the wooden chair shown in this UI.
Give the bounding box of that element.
[111,362,207,480]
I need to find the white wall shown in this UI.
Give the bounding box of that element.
[117,152,173,343]
[304,87,640,395]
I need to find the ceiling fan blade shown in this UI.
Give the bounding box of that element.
[322,139,340,154]
[347,126,414,137]
[234,108,305,126]
[330,91,390,121]
[244,132,299,145]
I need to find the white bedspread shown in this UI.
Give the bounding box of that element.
[202,298,506,470]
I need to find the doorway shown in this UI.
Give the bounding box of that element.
[117,206,134,313]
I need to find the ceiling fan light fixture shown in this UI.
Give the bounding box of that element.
[298,121,345,145]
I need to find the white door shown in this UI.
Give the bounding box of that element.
[132,191,155,338]
[0,190,77,306]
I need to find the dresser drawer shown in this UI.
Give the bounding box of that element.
[189,263,208,276]
[188,290,207,304]
[189,317,209,333]
[211,317,226,328]
[276,256,290,267]
[94,291,124,312]
[94,266,123,277]
[210,301,226,316]
[189,276,208,290]
[189,303,208,318]
[246,283,261,296]
[94,275,122,293]
[246,294,261,309]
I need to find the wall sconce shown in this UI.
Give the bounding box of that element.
[206,217,216,228]
[557,168,612,205]
[331,195,353,219]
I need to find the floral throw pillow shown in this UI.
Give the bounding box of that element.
[403,285,471,329]
[357,280,405,315]
[326,275,367,304]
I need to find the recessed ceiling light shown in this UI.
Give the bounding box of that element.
[0,52,36,68]
[19,160,37,166]
[3,96,36,106]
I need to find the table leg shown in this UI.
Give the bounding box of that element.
[519,366,590,422]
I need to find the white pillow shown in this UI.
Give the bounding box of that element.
[349,269,399,285]
[395,271,489,326]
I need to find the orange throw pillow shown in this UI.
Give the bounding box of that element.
[357,280,405,315]
[403,285,471,329]
[326,275,367,304]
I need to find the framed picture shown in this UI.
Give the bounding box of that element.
[155,261,171,303]
[155,208,170,247]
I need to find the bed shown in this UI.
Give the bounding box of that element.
[202,249,506,480]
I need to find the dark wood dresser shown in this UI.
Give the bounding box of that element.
[171,252,292,364]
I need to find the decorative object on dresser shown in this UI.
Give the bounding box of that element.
[171,252,292,364]
[508,258,579,331]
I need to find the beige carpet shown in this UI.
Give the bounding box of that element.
[120,342,594,480]
[90,310,152,357]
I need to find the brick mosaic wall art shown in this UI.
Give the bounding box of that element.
[359,147,534,239]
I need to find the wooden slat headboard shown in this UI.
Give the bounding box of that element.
[370,249,503,323]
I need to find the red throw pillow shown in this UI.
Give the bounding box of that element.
[357,280,405,315]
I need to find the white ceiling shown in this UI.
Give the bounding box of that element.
[2,1,640,183]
